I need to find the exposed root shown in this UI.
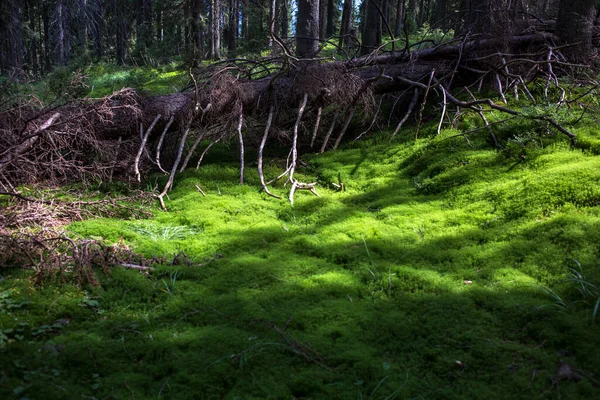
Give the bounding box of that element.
[391,88,420,139]
[179,130,206,172]
[332,106,356,150]
[319,111,339,154]
[237,111,245,184]
[134,114,161,182]
[158,128,190,211]
[155,115,175,174]
[258,106,282,199]
[310,107,322,148]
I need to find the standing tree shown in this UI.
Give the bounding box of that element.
[280,0,289,39]
[296,0,319,57]
[227,0,239,54]
[394,0,405,37]
[190,0,205,64]
[0,0,24,74]
[361,0,382,55]
[114,0,128,65]
[211,0,221,59]
[556,0,598,60]
[339,0,353,48]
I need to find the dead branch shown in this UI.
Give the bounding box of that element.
[392,88,420,139]
[332,106,356,150]
[0,112,61,173]
[310,107,322,148]
[319,111,339,154]
[158,128,190,211]
[258,107,282,199]
[155,115,175,173]
[415,69,435,140]
[179,130,206,172]
[237,111,245,184]
[134,114,161,182]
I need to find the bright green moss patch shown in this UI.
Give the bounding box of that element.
[2,122,600,399]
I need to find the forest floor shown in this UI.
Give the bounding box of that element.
[1,67,600,399]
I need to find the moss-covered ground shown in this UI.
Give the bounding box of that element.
[2,111,600,399]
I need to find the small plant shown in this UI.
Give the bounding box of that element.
[160,270,181,295]
[542,259,600,324]
[0,291,30,314]
[130,224,200,241]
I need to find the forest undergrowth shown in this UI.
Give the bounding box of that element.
[1,69,600,399]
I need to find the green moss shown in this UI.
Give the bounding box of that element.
[2,119,600,399]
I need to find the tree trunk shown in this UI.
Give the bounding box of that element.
[394,0,405,37]
[280,0,289,39]
[433,0,446,28]
[241,1,247,40]
[326,0,336,38]
[296,0,320,57]
[228,0,238,53]
[43,3,51,72]
[79,0,89,58]
[269,0,277,46]
[556,0,597,60]
[211,0,221,59]
[55,0,71,66]
[382,0,390,30]
[191,0,205,63]
[339,0,353,48]
[27,0,39,76]
[319,0,327,41]
[361,0,382,55]
[1,0,24,73]
[457,0,513,39]
[156,8,163,42]
[92,3,104,59]
[115,0,128,65]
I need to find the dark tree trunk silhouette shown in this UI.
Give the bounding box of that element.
[210,0,221,59]
[361,0,382,55]
[228,0,239,53]
[556,0,597,59]
[115,0,128,65]
[296,0,320,57]
[394,0,404,37]
[339,0,353,48]
[326,0,336,38]
[280,0,289,39]
[319,0,326,41]
[191,0,205,63]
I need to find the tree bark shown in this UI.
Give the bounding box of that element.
[0,0,24,72]
[433,0,446,28]
[361,0,382,55]
[280,0,289,39]
[319,0,327,41]
[394,0,404,38]
[211,0,221,59]
[556,0,597,60]
[339,0,353,48]
[115,0,128,65]
[55,0,71,66]
[296,0,320,57]
[228,0,238,53]
[191,0,205,63]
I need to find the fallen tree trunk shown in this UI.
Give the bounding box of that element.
[0,31,592,203]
